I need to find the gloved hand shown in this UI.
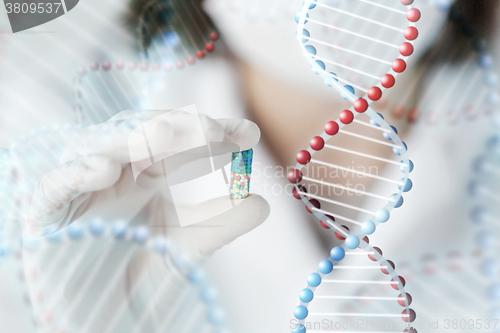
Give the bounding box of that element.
[26,109,270,259]
[22,109,270,332]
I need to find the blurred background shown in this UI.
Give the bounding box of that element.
[0,0,499,332]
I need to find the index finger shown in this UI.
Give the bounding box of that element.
[60,108,261,166]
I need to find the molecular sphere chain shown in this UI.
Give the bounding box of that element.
[372,3,499,126]
[375,47,499,126]
[372,250,496,330]
[469,133,500,255]
[290,110,413,239]
[290,2,419,332]
[0,121,143,240]
[72,61,182,125]
[5,221,228,332]
[138,0,219,66]
[292,237,417,333]
[73,0,220,126]
[0,124,80,244]
[289,0,418,239]
[468,133,500,321]
[295,0,420,102]
[0,242,33,330]
[212,0,449,26]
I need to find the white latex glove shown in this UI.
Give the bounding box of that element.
[26,109,270,259]
[22,109,270,332]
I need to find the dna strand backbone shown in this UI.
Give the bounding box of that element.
[372,1,500,126]
[366,249,497,332]
[0,220,228,333]
[217,0,449,26]
[340,245,498,332]
[469,131,500,325]
[290,0,418,241]
[24,222,227,333]
[0,0,236,325]
[72,0,220,125]
[289,0,421,331]
[0,124,230,332]
[292,237,416,333]
[137,0,219,67]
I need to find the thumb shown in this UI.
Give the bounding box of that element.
[165,194,270,260]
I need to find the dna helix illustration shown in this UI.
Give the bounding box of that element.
[0,124,80,246]
[469,130,500,324]
[0,220,228,333]
[289,0,417,242]
[372,1,500,126]
[358,249,497,332]
[0,123,230,333]
[289,0,421,331]
[72,61,177,125]
[71,60,220,126]
[137,0,219,67]
[294,0,419,97]
[72,0,220,126]
[292,237,416,333]
[0,230,32,331]
[216,0,452,26]
[24,222,227,333]
[0,4,235,330]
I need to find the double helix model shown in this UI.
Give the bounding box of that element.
[364,250,496,331]
[73,0,219,125]
[0,237,32,331]
[137,0,219,66]
[289,0,418,243]
[372,1,500,126]
[469,131,500,323]
[72,60,176,125]
[216,0,450,26]
[0,124,228,331]
[289,1,420,331]
[0,221,228,333]
[0,124,80,246]
[292,237,416,333]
